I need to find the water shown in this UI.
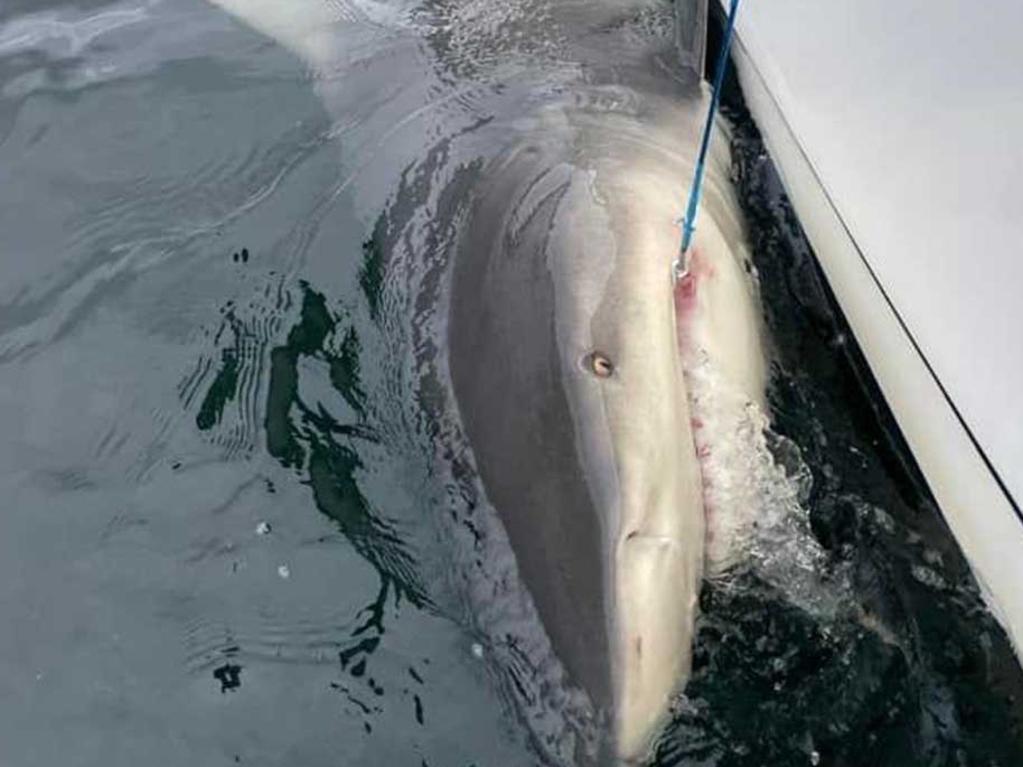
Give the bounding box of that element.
[0,1,1021,765]
[647,69,1023,763]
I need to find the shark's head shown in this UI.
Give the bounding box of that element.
[449,83,760,760]
[201,0,762,760]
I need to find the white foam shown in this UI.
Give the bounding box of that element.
[685,352,848,618]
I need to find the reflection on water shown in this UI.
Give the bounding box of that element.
[0,1,1021,765]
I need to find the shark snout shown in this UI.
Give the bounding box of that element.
[611,456,705,761]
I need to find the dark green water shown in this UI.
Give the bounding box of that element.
[0,1,1020,766]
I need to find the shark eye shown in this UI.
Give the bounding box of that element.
[585,351,614,378]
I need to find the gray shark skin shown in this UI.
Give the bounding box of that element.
[448,79,764,761]
[205,0,766,761]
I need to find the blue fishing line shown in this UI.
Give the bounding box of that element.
[676,0,741,276]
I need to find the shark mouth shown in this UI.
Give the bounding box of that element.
[672,244,839,612]
[672,245,770,575]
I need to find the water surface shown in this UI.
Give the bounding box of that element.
[0,2,1020,765]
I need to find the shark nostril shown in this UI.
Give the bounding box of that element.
[584,351,614,378]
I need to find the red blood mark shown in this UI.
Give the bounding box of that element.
[674,247,717,355]
[675,247,722,546]
[703,494,716,543]
[673,247,715,313]
[673,249,700,312]
[676,272,697,302]
[674,274,698,332]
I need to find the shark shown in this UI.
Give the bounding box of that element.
[205,0,767,760]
